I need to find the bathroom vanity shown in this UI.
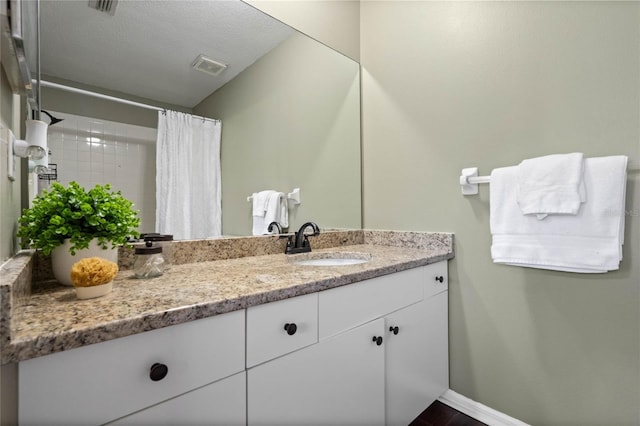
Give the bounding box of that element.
[0,230,453,425]
[246,262,448,426]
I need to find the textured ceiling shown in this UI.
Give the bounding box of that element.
[39,0,295,108]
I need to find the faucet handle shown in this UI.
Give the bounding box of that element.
[285,235,296,254]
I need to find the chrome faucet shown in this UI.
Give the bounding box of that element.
[285,222,320,254]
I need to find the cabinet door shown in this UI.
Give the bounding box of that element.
[385,291,449,426]
[109,372,246,425]
[248,319,386,425]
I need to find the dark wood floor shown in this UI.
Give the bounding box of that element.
[410,401,487,426]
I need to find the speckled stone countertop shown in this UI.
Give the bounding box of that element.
[0,230,454,364]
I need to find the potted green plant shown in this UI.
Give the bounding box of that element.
[17,181,140,286]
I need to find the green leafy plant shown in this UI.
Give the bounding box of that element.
[17,181,140,256]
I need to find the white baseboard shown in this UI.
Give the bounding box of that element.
[438,389,531,426]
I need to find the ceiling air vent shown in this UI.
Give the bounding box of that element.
[192,54,228,77]
[88,0,118,16]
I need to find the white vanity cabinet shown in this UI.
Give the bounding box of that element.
[18,261,449,425]
[385,261,449,426]
[247,262,449,425]
[18,310,245,426]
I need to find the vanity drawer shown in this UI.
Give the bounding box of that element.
[319,266,424,340]
[424,260,448,298]
[19,310,245,426]
[109,371,246,425]
[247,292,318,367]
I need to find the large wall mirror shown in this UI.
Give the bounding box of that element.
[27,0,361,238]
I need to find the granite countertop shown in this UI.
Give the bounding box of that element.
[0,230,454,364]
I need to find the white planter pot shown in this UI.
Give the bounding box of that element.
[75,281,113,300]
[51,239,119,286]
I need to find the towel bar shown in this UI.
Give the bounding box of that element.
[460,167,490,195]
[461,158,638,195]
[247,188,302,205]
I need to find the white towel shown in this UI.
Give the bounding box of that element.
[264,192,288,234]
[490,155,628,273]
[252,190,276,236]
[516,152,586,219]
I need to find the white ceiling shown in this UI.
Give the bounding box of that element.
[39,0,295,108]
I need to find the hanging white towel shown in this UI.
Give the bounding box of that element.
[252,190,276,236]
[516,152,586,219]
[264,192,288,233]
[490,155,628,273]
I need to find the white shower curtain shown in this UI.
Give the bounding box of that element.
[156,110,222,240]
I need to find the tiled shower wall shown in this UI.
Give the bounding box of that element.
[45,111,156,232]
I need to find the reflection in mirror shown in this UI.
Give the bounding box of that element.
[30,0,361,239]
[44,111,158,231]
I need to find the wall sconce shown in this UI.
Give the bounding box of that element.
[12,119,48,159]
[7,119,49,181]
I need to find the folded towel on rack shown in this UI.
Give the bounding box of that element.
[252,190,277,235]
[490,155,628,273]
[264,191,288,233]
[516,152,586,219]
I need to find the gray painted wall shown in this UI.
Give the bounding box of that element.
[0,63,20,426]
[194,31,361,236]
[0,65,21,263]
[361,1,639,424]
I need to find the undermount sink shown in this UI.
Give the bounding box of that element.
[288,252,372,266]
